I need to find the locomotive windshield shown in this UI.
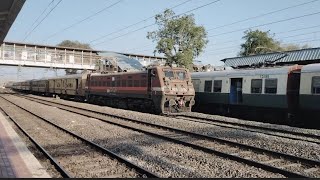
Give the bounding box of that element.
[176,71,186,80]
[163,69,188,80]
[164,70,174,78]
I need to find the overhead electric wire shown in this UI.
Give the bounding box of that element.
[122,21,320,54]
[42,0,122,42]
[89,0,193,44]
[279,30,320,39]
[92,0,222,47]
[276,24,320,34]
[205,24,320,47]
[126,26,320,55]
[24,0,55,37]
[208,11,320,38]
[207,0,320,31]
[23,0,63,42]
[205,36,320,56]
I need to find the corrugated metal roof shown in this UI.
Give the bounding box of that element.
[221,47,320,68]
[99,52,144,72]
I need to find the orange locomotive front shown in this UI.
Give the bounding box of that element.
[85,66,195,114]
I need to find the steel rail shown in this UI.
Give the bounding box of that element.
[0,100,71,178]
[0,96,159,178]
[178,114,320,140]
[171,115,320,145]
[19,95,320,178]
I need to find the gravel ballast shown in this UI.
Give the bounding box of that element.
[25,94,320,162]
[3,94,285,178]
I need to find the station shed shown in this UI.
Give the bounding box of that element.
[221,47,320,69]
[0,0,25,43]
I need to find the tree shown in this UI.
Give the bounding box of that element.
[57,40,92,75]
[239,29,310,56]
[147,9,208,69]
[239,29,281,56]
[280,43,310,51]
[57,40,92,49]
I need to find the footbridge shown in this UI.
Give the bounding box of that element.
[0,41,166,70]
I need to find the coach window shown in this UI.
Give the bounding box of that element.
[204,80,212,92]
[107,81,111,87]
[111,81,115,87]
[213,80,222,93]
[116,80,121,87]
[312,76,320,94]
[251,79,262,93]
[265,79,277,94]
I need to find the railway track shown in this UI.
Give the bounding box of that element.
[171,114,320,145]
[15,95,320,178]
[0,95,158,178]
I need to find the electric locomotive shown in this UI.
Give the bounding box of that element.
[86,66,195,114]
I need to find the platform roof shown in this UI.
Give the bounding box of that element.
[0,0,25,43]
[221,47,320,68]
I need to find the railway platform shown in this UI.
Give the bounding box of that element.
[0,112,50,178]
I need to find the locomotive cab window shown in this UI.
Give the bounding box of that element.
[204,80,212,92]
[164,70,174,78]
[312,76,320,94]
[251,79,262,93]
[176,71,186,80]
[265,79,277,94]
[213,80,222,93]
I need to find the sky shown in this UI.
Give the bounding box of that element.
[2,0,320,84]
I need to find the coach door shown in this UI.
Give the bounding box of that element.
[147,69,153,98]
[287,71,301,116]
[230,78,243,104]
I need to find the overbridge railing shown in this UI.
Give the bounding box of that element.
[0,42,100,69]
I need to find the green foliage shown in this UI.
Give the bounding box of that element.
[147,9,208,69]
[239,29,311,56]
[57,40,92,49]
[280,43,310,51]
[239,30,281,56]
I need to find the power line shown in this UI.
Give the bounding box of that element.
[126,28,320,54]
[276,24,320,34]
[205,24,320,48]
[207,0,320,31]
[23,0,63,42]
[205,37,320,56]
[42,0,122,42]
[208,11,320,38]
[279,30,320,39]
[124,23,320,54]
[24,0,55,37]
[93,0,222,47]
[89,0,192,44]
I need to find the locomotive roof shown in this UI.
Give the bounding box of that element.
[301,63,320,73]
[192,65,298,78]
[47,73,87,80]
[90,70,148,77]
